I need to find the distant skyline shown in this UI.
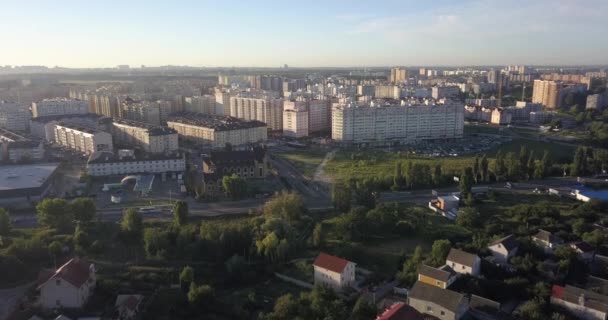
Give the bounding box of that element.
[1,0,607,68]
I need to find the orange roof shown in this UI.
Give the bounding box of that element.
[313,253,352,273]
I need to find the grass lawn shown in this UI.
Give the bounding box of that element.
[276,147,329,178]
[485,138,576,163]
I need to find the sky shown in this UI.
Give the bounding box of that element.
[1,0,607,68]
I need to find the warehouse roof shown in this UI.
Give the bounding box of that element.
[0,163,59,191]
[167,112,266,131]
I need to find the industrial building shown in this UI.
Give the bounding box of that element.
[0,163,60,208]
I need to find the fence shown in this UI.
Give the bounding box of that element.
[274,273,314,289]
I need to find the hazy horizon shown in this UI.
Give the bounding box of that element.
[2,0,607,68]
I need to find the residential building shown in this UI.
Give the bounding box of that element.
[532,80,587,109]
[313,253,356,291]
[229,96,284,130]
[111,119,178,154]
[115,294,144,320]
[120,98,161,125]
[0,128,44,163]
[375,85,400,99]
[488,234,519,264]
[32,98,89,118]
[38,258,96,309]
[390,67,408,84]
[358,85,375,97]
[86,151,185,177]
[468,295,503,320]
[490,108,512,125]
[446,248,481,276]
[167,112,267,148]
[569,241,595,261]
[215,88,231,115]
[432,86,461,99]
[0,163,59,208]
[586,92,608,111]
[407,281,468,320]
[418,264,457,289]
[332,99,464,145]
[437,195,459,212]
[308,99,331,133]
[376,302,424,320]
[0,101,31,132]
[30,114,108,142]
[542,73,592,88]
[283,100,309,138]
[184,95,216,114]
[532,229,563,253]
[53,122,113,155]
[551,285,608,320]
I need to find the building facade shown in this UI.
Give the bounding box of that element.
[532,80,587,109]
[313,253,356,291]
[283,100,309,138]
[54,123,113,155]
[167,112,267,148]
[38,258,96,309]
[390,67,408,83]
[332,99,464,145]
[0,101,31,132]
[0,128,44,163]
[111,119,178,154]
[184,95,216,114]
[86,152,185,176]
[229,96,284,130]
[120,99,162,125]
[32,98,89,118]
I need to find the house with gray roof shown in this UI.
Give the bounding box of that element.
[407,281,468,320]
[446,248,481,276]
[488,234,519,264]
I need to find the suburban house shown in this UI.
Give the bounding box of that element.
[115,294,144,319]
[468,295,503,320]
[407,281,469,320]
[551,285,608,320]
[38,258,96,309]
[418,264,457,289]
[569,241,595,261]
[532,229,563,253]
[376,302,424,320]
[446,248,481,276]
[488,234,519,264]
[313,253,356,291]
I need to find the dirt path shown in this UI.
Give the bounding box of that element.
[312,149,336,185]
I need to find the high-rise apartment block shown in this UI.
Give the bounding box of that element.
[184,95,216,114]
[215,89,231,116]
[229,96,284,131]
[332,99,464,145]
[0,101,31,132]
[432,86,461,99]
[390,67,408,83]
[283,100,309,138]
[120,98,162,125]
[32,98,89,118]
[53,122,113,155]
[532,80,587,109]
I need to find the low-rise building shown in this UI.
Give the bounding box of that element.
[0,128,45,163]
[468,295,503,320]
[313,253,356,291]
[569,241,595,261]
[111,119,178,154]
[488,234,519,264]
[201,147,268,196]
[54,122,113,155]
[86,151,185,177]
[551,285,608,320]
[0,163,60,208]
[38,258,96,309]
[418,264,457,289]
[446,248,481,276]
[376,302,424,320]
[167,112,267,148]
[407,281,468,320]
[532,229,563,253]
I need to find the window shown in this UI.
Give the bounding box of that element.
[426,306,432,312]
[441,311,445,316]
[462,265,465,270]
[56,279,61,286]
[436,281,441,286]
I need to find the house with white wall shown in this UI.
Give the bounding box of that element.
[38,258,96,309]
[313,253,356,291]
[488,234,519,264]
[446,248,481,276]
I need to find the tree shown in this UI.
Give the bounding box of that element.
[480,154,489,182]
[70,198,96,223]
[351,296,377,320]
[225,254,247,281]
[353,179,376,209]
[398,245,424,286]
[73,224,90,252]
[519,146,529,179]
[571,146,588,177]
[143,228,169,258]
[263,191,305,222]
[459,167,474,198]
[187,282,214,309]
[36,198,74,231]
[48,241,62,269]
[494,150,507,181]
[456,207,480,228]
[179,266,194,291]
[392,162,406,191]
[432,164,443,186]
[583,229,605,260]
[473,156,480,183]
[173,201,188,226]
[0,208,10,236]
[332,184,351,213]
[311,223,324,248]
[428,239,451,267]
[222,174,247,200]
[526,150,535,180]
[120,208,144,260]
[554,246,577,276]
[266,294,298,319]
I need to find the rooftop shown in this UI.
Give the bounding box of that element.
[313,253,353,274]
[0,163,59,191]
[533,229,563,244]
[375,302,423,320]
[56,122,102,134]
[87,151,182,164]
[38,258,93,289]
[112,118,177,136]
[446,248,479,267]
[418,264,455,283]
[167,111,266,131]
[408,281,466,313]
[552,285,608,314]
[31,113,104,123]
[489,234,519,251]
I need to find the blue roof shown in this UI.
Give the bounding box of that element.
[573,185,608,201]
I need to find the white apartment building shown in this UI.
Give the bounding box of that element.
[283,100,309,138]
[230,96,283,130]
[167,112,267,148]
[184,95,216,114]
[332,99,464,145]
[111,119,179,154]
[0,101,31,132]
[215,89,231,115]
[30,114,106,142]
[374,85,400,99]
[87,151,185,176]
[54,123,113,155]
[32,98,89,118]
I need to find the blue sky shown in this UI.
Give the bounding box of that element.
[1,0,607,67]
